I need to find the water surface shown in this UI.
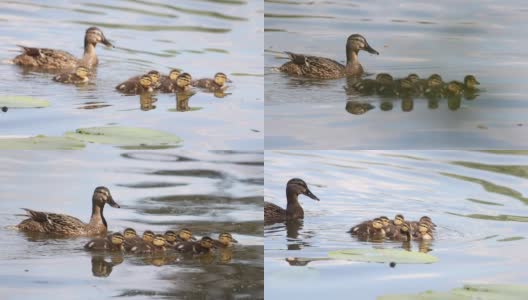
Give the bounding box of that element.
[265,0,528,149]
[265,150,528,299]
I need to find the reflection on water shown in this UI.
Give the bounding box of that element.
[0,148,263,299]
[265,0,528,149]
[265,150,528,299]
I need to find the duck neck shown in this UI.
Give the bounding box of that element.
[345,48,363,75]
[285,189,303,219]
[88,202,107,232]
[81,41,98,68]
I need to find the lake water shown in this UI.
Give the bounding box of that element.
[264,150,528,299]
[265,0,528,149]
[0,148,264,299]
[0,0,263,149]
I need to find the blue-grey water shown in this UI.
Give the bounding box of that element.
[0,0,263,149]
[265,150,528,299]
[265,0,528,149]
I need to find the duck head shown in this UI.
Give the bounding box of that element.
[93,186,120,208]
[84,27,113,48]
[176,73,192,89]
[393,214,405,226]
[464,75,480,89]
[214,72,230,86]
[169,69,181,80]
[147,70,161,84]
[371,218,383,229]
[111,232,125,246]
[379,216,390,228]
[142,230,155,243]
[346,34,379,57]
[218,232,238,246]
[123,228,137,239]
[152,234,166,247]
[75,66,91,79]
[286,178,320,201]
[407,73,420,83]
[139,75,153,89]
[164,230,177,243]
[376,73,393,84]
[178,228,194,241]
[427,74,443,88]
[200,236,215,249]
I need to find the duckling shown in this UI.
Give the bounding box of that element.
[115,74,153,95]
[175,236,215,255]
[395,78,417,97]
[13,27,113,70]
[192,72,230,92]
[357,218,386,241]
[151,234,167,253]
[174,73,193,93]
[376,73,397,97]
[53,66,91,84]
[159,69,181,93]
[349,216,386,236]
[176,228,195,242]
[424,74,444,98]
[129,230,155,254]
[405,73,424,95]
[444,81,464,97]
[279,34,379,79]
[409,216,436,232]
[164,230,178,246]
[264,178,320,224]
[385,214,405,239]
[414,222,434,241]
[122,228,141,251]
[390,222,412,242]
[85,232,125,252]
[16,186,119,236]
[214,232,238,248]
[379,216,392,236]
[352,73,391,95]
[146,70,161,89]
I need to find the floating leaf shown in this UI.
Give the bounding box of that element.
[0,135,85,150]
[497,236,524,242]
[378,284,528,300]
[0,96,49,108]
[328,248,438,264]
[64,126,182,148]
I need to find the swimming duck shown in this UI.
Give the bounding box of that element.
[214,232,238,248]
[175,236,215,255]
[174,73,193,93]
[264,178,320,224]
[424,74,444,98]
[379,216,392,236]
[85,232,125,252]
[16,186,119,236]
[409,216,436,232]
[151,234,167,253]
[175,228,196,242]
[279,34,379,79]
[122,228,141,251]
[352,73,392,96]
[115,74,153,95]
[130,230,156,254]
[13,27,113,70]
[395,78,417,97]
[390,222,412,242]
[356,218,386,241]
[349,216,385,236]
[375,73,396,96]
[53,66,91,84]
[385,214,405,239]
[159,69,181,93]
[192,72,230,92]
[414,222,434,241]
[164,230,178,246]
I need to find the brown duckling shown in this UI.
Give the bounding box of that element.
[175,236,215,255]
[53,66,91,84]
[13,27,113,70]
[409,216,436,232]
[214,232,238,248]
[424,74,444,98]
[17,186,120,236]
[264,178,320,224]
[192,72,230,92]
[115,74,153,95]
[391,222,412,242]
[174,73,193,93]
[379,216,392,236]
[357,218,386,241]
[129,230,155,254]
[176,228,196,242]
[164,230,178,246]
[151,234,167,253]
[122,228,142,251]
[159,69,181,93]
[85,232,125,252]
[385,214,405,239]
[414,222,434,241]
[349,216,387,236]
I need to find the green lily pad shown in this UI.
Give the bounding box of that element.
[0,135,85,150]
[378,284,528,300]
[328,248,438,264]
[64,126,182,147]
[0,96,49,108]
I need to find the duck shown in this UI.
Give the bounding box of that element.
[395,78,417,97]
[53,66,91,84]
[409,216,436,232]
[375,73,396,97]
[444,81,464,96]
[192,72,230,92]
[414,222,434,241]
[84,232,125,252]
[379,216,392,236]
[214,232,238,248]
[264,178,320,224]
[122,228,141,251]
[352,73,392,96]
[279,34,379,79]
[163,230,178,246]
[424,74,444,98]
[356,218,386,241]
[176,228,196,242]
[462,75,480,100]
[115,74,153,95]
[151,234,167,253]
[174,73,193,93]
[16,186,119,236]
[129,230,156,254]
[159,69,181,93]
[390,222,412,242]
[385,214,405,239]
[175,236,216,255]
[13,27,113,70]
[349,216,385,236]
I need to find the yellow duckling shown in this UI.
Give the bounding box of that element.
[390,222,412,242]
[176,228,196,242]
[159,69,181,93]
[174,73,193,93]
[116,70,159,94]
[151,234,167,253]
[414,222,434,241]
[192,72,230,92]
[164,230,178,246]
[53,66,91,84]
[214,232,238,248]
[175,236,215,255]
[84,232,125,252]
[130,230,155,254]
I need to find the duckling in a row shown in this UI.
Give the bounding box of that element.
[84,232,125,252]
[115,70,159,94]
[13,27,113,70]
[349,214,435,242]
[192,72,230,92]
[53,66,91,84]
[280,34,379,79]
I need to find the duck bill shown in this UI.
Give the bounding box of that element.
[107,196,120,208]
[101,34,114,48]
[364,43,379,55]
[232,238,239,243]
[304,189,320,201]
[191,236,197,241]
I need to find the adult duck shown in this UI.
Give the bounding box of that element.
[16,186,120,236]
[279,34,378,79]
[13,27,113,70]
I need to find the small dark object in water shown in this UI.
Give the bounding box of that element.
[390,262,396,268]
[2,106,7,112]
